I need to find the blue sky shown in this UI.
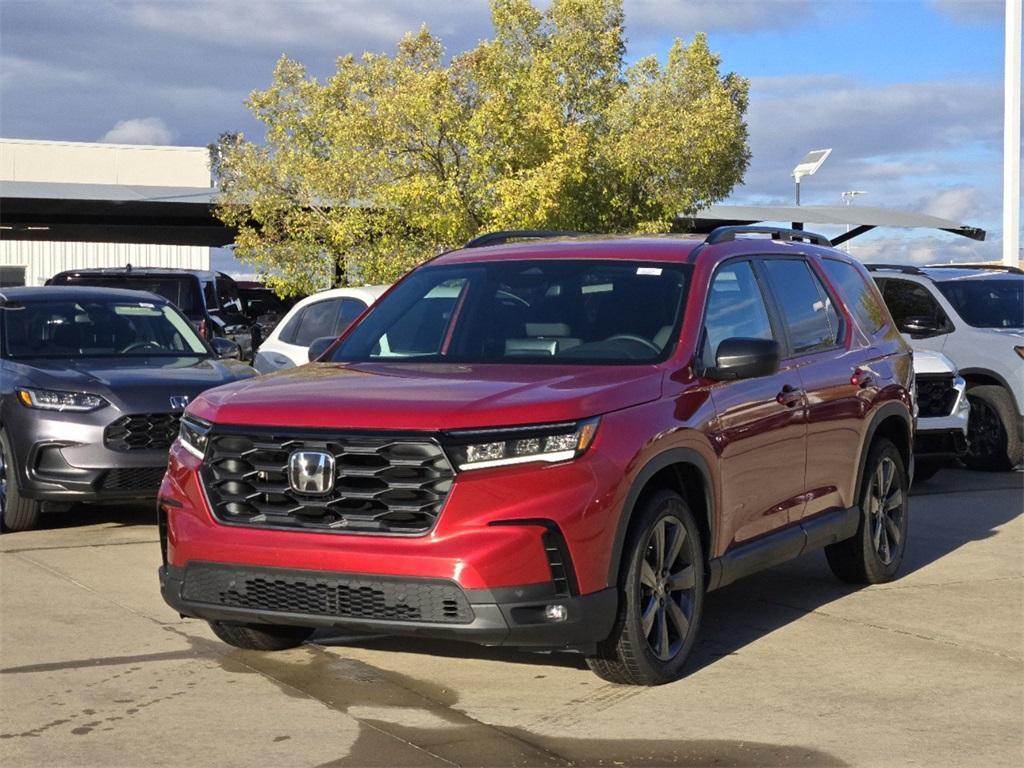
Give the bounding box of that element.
[0,0,1016,264]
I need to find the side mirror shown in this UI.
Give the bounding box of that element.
[307,336,336,362]
[706,338,780,381]
[900,315,945,338]
[210,337,242,360]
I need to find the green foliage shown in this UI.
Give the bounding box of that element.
[214,0,750,293]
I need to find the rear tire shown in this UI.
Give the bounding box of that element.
[963,385,1021,471]
[587,489,704,685]
[208,621,314,651]
[0,428,42,532]
[826,438,909,584]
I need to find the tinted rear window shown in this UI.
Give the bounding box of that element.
[820,258,889,335]
[50,276,202,319]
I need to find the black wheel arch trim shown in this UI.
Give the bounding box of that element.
[856,400,914,495]
[605,447,715,587]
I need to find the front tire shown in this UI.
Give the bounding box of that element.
[0,428,42,532]
[208,621,314,651]
[587,489,704,685]
[826,438,909,584]
[963,385,1022,471]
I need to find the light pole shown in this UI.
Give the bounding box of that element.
[792,148,832,205]
[841,191,866,253]
[1003,0,1021,267]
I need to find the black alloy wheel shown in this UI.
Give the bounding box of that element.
[639,515,698,661]
[587,489,705,685]
[965,392,1010,469]
[867,456,905,566]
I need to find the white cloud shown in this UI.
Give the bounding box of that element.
[922,187,985,222]
[927,0,1003,23]
[623,0,833,37]
[100,117,174,145]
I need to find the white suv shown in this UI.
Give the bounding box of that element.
[253,286,388,373]
[869,264,1023,471]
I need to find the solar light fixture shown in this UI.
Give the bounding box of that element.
[792,148,832,205]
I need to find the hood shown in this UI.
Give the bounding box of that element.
[912,350,957,376]
[189,361,664,431]
[17,355,256,414]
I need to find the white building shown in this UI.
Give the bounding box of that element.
[0,138,214,286]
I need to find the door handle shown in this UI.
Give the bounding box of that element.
[776,385,803,408]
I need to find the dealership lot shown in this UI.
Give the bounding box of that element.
[1,468,1021,768]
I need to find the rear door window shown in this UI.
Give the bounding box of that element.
[820,258,889,335]
[761,259,841,355]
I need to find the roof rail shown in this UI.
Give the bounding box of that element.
[463,230,582,248]
[863,264,926,275]
[704,225,832,247]
[924,263,1024,275]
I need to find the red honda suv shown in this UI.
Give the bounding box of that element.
[159,227,914,685]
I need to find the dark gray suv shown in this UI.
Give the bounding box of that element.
[0,286,256,531]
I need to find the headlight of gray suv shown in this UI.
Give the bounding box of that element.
[178,416,212,459]
[16,388,108,412]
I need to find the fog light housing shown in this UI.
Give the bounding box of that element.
[544,604,568,622]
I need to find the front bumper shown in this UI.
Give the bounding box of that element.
[159,562,617,649]
[914,428,968,460]
[7,406,169,502]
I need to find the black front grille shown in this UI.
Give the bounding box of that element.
[182,563,474,624]
[200,429,454,535]
[102,466,167,491]
[105,413,181,452]
[917,374,957,418]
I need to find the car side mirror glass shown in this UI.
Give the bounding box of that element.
[307,336,336,362]
[900,315,944,337]
[210,337,242,360]
[705,338,780,381]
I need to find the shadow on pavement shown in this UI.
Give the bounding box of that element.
[39,501,156,530]
[322,468,1022,677]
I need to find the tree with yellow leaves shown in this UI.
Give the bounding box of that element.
[214,0,750,294]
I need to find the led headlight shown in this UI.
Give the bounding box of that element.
[447,418,599,471]
[16,388,108,412]
[178,416,211,460]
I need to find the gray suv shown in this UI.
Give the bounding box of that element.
[0,286,255,531]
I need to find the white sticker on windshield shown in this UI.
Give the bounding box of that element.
[637,267,662,276]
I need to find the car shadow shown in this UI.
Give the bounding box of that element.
[318,468,1022,675]
[40,500,156,529]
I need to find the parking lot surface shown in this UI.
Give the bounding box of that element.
[1,468,1021,767]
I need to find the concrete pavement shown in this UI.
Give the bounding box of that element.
[1,468,1021,767]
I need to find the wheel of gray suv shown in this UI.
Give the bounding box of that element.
[208,620,314,651]
[963,385,1022,472]
[587,489,704,685]
[826,438,909,584]
[0,428,42,533]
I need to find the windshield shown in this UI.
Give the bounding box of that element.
[331,260,691,365]
[50,275,203,320]
[936,278,1023,329]
[1,298,210,359]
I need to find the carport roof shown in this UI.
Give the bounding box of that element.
[685,204,986,244]
[0,180,234,246]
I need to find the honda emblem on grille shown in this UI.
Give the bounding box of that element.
[288,450,336,495]
[169,395,190,410]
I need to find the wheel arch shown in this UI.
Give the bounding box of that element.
[857,402,913,493]
[605,448,715,587]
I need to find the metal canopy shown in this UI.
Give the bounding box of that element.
[683,204,986,245]
[0,180,236,247]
